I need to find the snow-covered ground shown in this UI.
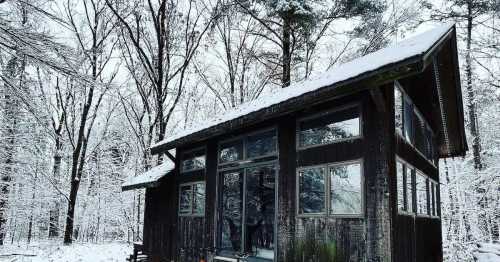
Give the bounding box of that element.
[474,242,500,262]
[0,241,132,262]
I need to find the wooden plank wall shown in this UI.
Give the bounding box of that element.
[393,79,443,262]
[142,90,395,262]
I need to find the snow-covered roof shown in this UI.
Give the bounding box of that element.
[122,161,175,191]
[151,23,456,153]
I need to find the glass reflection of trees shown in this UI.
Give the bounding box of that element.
[298,167,326,214]
[330,163,361,215]
[298,107,360,148]
[220,166,276,259]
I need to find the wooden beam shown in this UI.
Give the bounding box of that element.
[164,150,176,163]
[370,87,387,113]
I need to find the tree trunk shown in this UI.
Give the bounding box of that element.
[281,15,291,88]
[465,3,482,170]
[49,134,63,238]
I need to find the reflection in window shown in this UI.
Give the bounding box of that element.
[245,166,276,259]
[220,170,243,252]
[219,140,244,163]
[298,107,360,148]
[414,112,427,155]
[246,130,277,159]
[298,167,326,214]
[403,97,414,143]
[179,185,192,215]
[193,183,205,215]
[394,87,403,135]
[416,173,428,215]
[330,163,362,215]
[179,183,205,216]
[406,166,414,213]
[397,161,405,212]
[181,149,206,172]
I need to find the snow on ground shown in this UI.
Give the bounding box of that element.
[0,241,132,262]
[474,242,500,262]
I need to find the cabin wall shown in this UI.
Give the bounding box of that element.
[142,90,395,262]
[392,78,443,262]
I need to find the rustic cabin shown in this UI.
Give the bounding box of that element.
[122,23,467,262]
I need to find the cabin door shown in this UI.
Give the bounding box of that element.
[216,163,277,261]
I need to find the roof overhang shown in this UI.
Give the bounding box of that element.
[121,161,175,191]
[151,24,467,158]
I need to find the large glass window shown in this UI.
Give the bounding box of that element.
[219,165,276,259]
[179,182,205,216]
[298,167,326,214]
[416,172,428,215]
[394,85,435,164]
[330,163,362,215]
[403,97,414,143]
[220,170,243,252]
[219,140,244,164]
[298,161,363,216]
[298,106,361,148]
[181,148,206,173]
[246,130,277,159]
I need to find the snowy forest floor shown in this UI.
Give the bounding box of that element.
[0,241,498,262]
[474,242,500,262]
[0,241,131,262]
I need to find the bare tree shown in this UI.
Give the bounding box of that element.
[61,0,118,244]
[106,0,221,163]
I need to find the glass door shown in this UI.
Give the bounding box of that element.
[218,164,276,261]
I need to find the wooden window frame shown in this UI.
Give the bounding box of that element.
[296,159,365,219]
[180,146,207,173]
[217,127,278,166]
[296,104,363,151]
[394,82,436,167]
[178,181,206,217]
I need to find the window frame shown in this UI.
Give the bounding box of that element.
[396,157,416,216]
[415,171,430,217]
[296,159,364,218]
[217,127,278,166]
[428,178,440,218]
[215,162,279,260]
[178,181,206,217]
[296,104,363,150]
[394,82,436,167]
[214,127,279,260]
[180,146,207,173]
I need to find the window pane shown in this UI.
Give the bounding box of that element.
[245,165,276,259]
[425,127,434,161]
[298,108,360,148]
[403,98,413,143]
[219,140,243,163]
[298,167,326,214]
[397,161,405,212]
[394,87,403,135]
[416,173,428,215]
[179,185,192,215]
[220,170,243,252]
[246,130,277,159]
[414,112,426,155]
[193,183,205,215]
[330,163,362,215]
[406,167,414,213]
[181,149,206,172]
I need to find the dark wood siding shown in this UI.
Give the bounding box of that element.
[140,84,444,262]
